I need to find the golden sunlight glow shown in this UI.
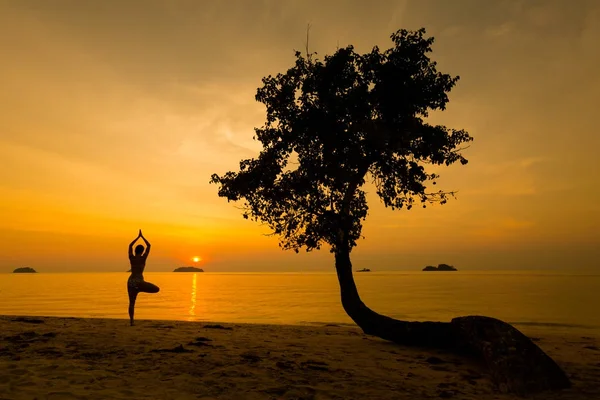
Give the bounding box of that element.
[189,273,197,319]
[0,1,598,272]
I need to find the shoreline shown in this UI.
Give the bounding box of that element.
[1,312,598,334]
[1,316,599,399]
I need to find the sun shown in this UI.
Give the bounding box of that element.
[192,256,202,263]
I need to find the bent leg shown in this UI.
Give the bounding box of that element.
[138,281,160,294]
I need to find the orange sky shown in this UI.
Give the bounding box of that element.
[1,0,599,272]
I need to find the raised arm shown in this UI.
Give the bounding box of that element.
[140,230,151,257]
[128,231,141,258]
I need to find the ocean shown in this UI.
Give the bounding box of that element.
[1,271,599,334]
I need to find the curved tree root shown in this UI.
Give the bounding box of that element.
[360,314,572,395]
[450,315,571,394]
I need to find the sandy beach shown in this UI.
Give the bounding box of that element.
[0,316,598,400]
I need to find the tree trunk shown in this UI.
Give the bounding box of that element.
[334,245,571,395]
[334,244,455,348]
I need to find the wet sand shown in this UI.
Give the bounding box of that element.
[0,315,598,399]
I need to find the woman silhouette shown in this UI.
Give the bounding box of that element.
[127,229,160,326]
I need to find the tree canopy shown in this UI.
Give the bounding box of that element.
[210,28,473,253]
[208,30,575,395]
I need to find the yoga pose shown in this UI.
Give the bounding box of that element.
[127,229,160,326]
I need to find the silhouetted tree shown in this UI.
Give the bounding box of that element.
[211,29,569,394]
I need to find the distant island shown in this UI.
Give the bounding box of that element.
[13,267,37,273]
[422,264,457,271]
[173,266,204,272]
[356,268,371,272]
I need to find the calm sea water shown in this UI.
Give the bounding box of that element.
[1,271,599,334]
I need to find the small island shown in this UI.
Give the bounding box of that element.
[356,268,371,272]
[13,267,37,273]
[173,266,204,273]
[422,264,457,272]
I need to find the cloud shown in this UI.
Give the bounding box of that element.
[485,22,515,37]
[1,0,599,271]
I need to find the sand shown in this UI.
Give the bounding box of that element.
[0,316,599,400]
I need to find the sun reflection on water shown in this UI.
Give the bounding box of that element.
[189,273,197,319]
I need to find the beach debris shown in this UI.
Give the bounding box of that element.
[5,331,53,345]
[425,356,446,365]
[262,386,288,396]
[437,382,458,389]
[437,383,461,397]
[460,370,484,381]
[240,352,262,363]
[79,351,105,360]
[188,337,213,347]
[187,341,211,347]
[275,360,295,370]
[147,324,174,329]
[36,347,64,357]
[11,317,44,324]
[151,344,192,353]
[438,389,457,398]
[300,360,329,371]
[203,324,233,330]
